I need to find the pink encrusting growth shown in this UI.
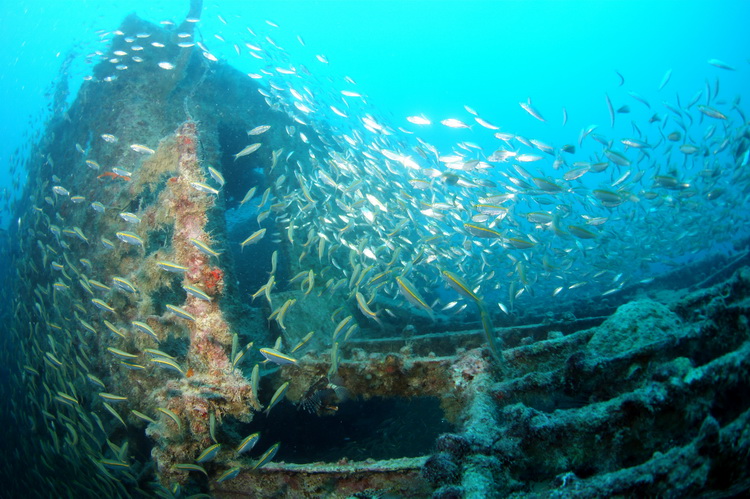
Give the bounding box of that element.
[173,120,232,371]
[142,120,258,485]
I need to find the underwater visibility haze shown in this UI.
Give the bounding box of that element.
[1,0,750,497]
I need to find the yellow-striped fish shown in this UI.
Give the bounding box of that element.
[259,347,297,365]
[264,381,289,416]
[395,276,433,316]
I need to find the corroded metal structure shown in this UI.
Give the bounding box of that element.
[6,4,750,497]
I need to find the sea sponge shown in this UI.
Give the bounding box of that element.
[432,485,464,499]
[422,452,460,486]
[435,433,470,461]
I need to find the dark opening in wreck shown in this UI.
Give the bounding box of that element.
[230,395,455,464]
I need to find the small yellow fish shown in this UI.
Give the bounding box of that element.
[233,143,262,160]
[259,347,297,365]
[264,382,289,416]
[247,125,271,135]
[240,228,266,250]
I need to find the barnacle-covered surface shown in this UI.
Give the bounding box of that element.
[1,9,304,495]
[209,264,750,498]
[3,3,750,498]
[446,264,750,498]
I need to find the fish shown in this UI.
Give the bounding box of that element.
[103,402,126,427]
[620,138,650,149]
[112,167,132,177]
[208,166,225,186]
[478,302,501,362]
[291,331,315,353]
[240,228,266,250]
[252,443,280,470]
[628,91,651,109]
[592,189,624,205]
[190,182,220,195]
[130,144,155,154]
[332,315,354,342]
[259,347,297,365]
[183,284,212,301]
[101,237,116,250]
[119,212,141,224]
[520,99,546,122]
[658,69,673,91]
[355,291,382,326]
[568,225,598,239]
[196,443,221,463]
[464,223,503,238]
[233,143,262,160]
[605,93,615,127]
[240,186,257,205]
[236,432,261,454]
[707,58,735,70]
[91,298,115,313]
[174,463,207,475]
[217,466,242,483]
[145,349,177,360]
[189,238,221,257]
[100,459,129,470]
[132,410,157,425]
[56,392,79,406]
[440,118,470,129]
[475,116,499,130]
[91,201,106,213]
[407,115,431,126]
[112,277,138,294]
[667,131,682,141]
[396,276,433,316]
[563,166,590,181]
[299,375,347,415]
[272,298,296,330]
[87,374,106,389]
[157,407,182,430]
[441,270,481,303]
[98,392,128,403]
[107,347,138,360]
[115,231,144,246]
[604,149,631,167]
[247,125,271,135]
[679,144,699,155]
[697,105,727,120]
[150,357,186,376]
[251,364,261,404]
[156,261,188,273]
[166,304,196,321]
[264,381,290,415]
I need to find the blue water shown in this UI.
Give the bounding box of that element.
[2,0,749,226]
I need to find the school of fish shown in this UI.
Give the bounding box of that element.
[1,8,749,498]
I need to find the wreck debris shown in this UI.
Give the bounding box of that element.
[2,1,750,497]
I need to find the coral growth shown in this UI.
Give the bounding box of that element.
[119,121,259,486]
[421,453,460,487]
[435,433,470,461]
